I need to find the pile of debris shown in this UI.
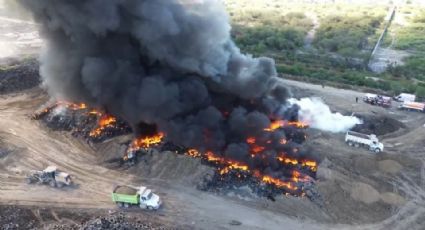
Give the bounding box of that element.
[33,102,320,201]
[81,214,166,230]
[0,206,38,230]
[0,58,40,94]
[352,114,405,136]
[32,102,132,143]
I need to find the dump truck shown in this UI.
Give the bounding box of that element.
[112,185,161,210]
[399,102,425,112]
[26,166,72,188]
[345,131,384,153]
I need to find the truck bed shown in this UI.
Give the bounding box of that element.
[346,131,370,139]
[112,186,139,204]
[114,186,137,195]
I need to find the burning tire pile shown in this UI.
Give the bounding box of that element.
[32,101,132,143]
[33,101,320,201]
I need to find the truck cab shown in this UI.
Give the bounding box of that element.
[345,131,384,153]
[112,185,162,210]
[43,166,72,186]
[139,187,161,210]
[55,172,72,186]
[369,135,384,153]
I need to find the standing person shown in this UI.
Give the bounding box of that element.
[356,97,359,103]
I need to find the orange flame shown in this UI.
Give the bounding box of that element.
[89,114,117,137]
[264,120,308,131]
[291,170,312,183]
[246,137,256,144]
[262,175,297,191]
[203,152,302,191]
[187,149,201,158]
[301,160,317,172]
[55,101,87,110]
[219,162,249,175]
[251,145,265,154]
[32,101,90,119]
[127,132,165,153]
[277,155,299,165]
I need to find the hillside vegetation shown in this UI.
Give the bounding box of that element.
[225,0,425,97]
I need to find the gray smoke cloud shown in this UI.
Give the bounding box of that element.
[19,0,305,168]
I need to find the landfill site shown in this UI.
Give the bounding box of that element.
[1,1,425,230]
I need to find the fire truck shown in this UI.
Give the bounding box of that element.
[363,94,391,108]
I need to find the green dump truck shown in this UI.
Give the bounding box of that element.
[112,185,162,210]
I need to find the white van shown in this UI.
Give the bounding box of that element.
[393,93,416,103]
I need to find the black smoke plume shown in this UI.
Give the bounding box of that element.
[19,0,311,170]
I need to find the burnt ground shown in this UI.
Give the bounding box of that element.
[351,114,406,136]
[0,62,424,229]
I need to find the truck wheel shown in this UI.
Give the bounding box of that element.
[139,204,147,209]
[57,182,64,188]
[354,143,360,148]
[49,180,56,187]
[124,203,129,208]
[347,141,353,147]
[26,178,33,184]
[147,206,153,210]
[117,202,123,208]
[374,148,381,153]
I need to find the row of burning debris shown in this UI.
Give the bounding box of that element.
[31,101,132,142]
[32,101,318,199]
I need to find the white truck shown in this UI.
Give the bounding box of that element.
[112,185,162,210]
[345,131,384,153]
[393,93,416,103]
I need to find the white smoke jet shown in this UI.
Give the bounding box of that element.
[289,97,362,133]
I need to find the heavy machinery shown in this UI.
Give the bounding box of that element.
[399,102,425,112]
[345,131,384,153]
[26,166,72,188]
[112,185,162,210]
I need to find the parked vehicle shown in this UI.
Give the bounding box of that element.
[393,93,416,103]
[26,166,72,188]
[112,185,161,210]
[363,94,391,108]
[399,102,425,112]
[363,93,377,103]
[345,131,384,153]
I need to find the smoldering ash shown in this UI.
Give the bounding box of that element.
[20,1,311,163]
